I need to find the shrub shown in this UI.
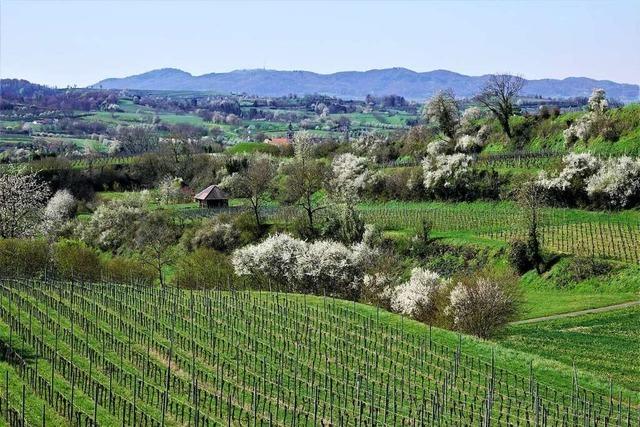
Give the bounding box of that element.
[446,269,521,338]
[233,211,263,244]
[191,217,240,252]
[103,256,156,285]
[297,240,363,297]
[536,152,603,206]
[320,204,365,244]
[232,233,307,288]
[231,233,375,298]
[391,268,447,323]
[455,134,483,153]
[422,154,473,198]
[554,256,613,287]
[362,273,397,309]
[158,176,191,204]
[42,190,77,238]
[508,239,534,274]
[0,239,50,278]
[426,139,451,157]
[174,248,236,289]
[586,156,640,208]
[53,239,102,281]
[80,197,146,252]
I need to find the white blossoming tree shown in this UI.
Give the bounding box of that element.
[422,153,473,197]
[586,156,640,208]
[158,176,189,204]
[232,233,307,287]
[41,189,77,237]
[588,88,608,114]
[330,153,372,207]
[232,233,376,297]
[80,197,146,252]
[297,240,361,297]
[0,172,50,238]
[454,134,483,153]
[563,89,610,145]
[536,152,602,202]
[391,268,446,323]
[426,139,451,157]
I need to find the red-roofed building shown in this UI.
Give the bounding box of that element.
[265,137,291,148]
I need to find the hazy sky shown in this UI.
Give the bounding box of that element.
[1,0,639,87]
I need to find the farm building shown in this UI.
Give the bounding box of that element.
[194,184,229,208]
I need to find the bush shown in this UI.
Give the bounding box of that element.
[80,197,146,252]
[233,211,262,244]
[320,204,365,244]
[446,269,521,338]
[0,239,50,278]
[391,268,447,324]
[53,239,102,281]
[103,256,156,285]
[554,256,613,287]
[191,217,240,252]
[174,248,236,289]
[508,240,534,274]
[586,156,640,209]
[231,233,376,298]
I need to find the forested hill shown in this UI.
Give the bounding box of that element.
[92,67,640,101]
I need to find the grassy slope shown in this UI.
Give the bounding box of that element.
[497,306,640,392]
[520,263,640,319]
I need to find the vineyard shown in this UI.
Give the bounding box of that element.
[177,204,640,263]
[358,205,640,263]
[0,278,638,426]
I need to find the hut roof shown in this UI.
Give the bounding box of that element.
[266,137,290,147]
[194,185,229,201]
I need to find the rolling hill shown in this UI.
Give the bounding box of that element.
[92,67,640,101]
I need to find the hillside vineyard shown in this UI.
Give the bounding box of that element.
[0,278,637,426]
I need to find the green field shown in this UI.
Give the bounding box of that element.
[498,307,640,391]
[0,278,637,426]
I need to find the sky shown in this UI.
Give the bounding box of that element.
[1,0,639,87]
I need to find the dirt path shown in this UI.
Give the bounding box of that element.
[511,300,640,325]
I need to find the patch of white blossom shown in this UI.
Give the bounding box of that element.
[586,156,640,208]
[41,189,77,237]
[536,152,603,192]
[422,154,473,190]
[426,139,451,157]
[232,233,378,295]
[330,153,372,205]
[391,268,446,320]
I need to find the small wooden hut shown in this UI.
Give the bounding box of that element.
[194,185,229,208]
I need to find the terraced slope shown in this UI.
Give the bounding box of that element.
[0,278,637,426]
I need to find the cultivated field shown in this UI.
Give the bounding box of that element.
[1,278,638,426]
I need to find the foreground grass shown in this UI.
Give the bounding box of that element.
[497,306,640,392]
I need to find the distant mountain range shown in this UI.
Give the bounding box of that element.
[92,68,639,102]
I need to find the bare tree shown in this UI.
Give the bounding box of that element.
[474,74,525,139]
[282,132,329,235]
[221,154,277,229]
[423,90,459,140]
[135,211,179,286]
[116,125,159,154]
